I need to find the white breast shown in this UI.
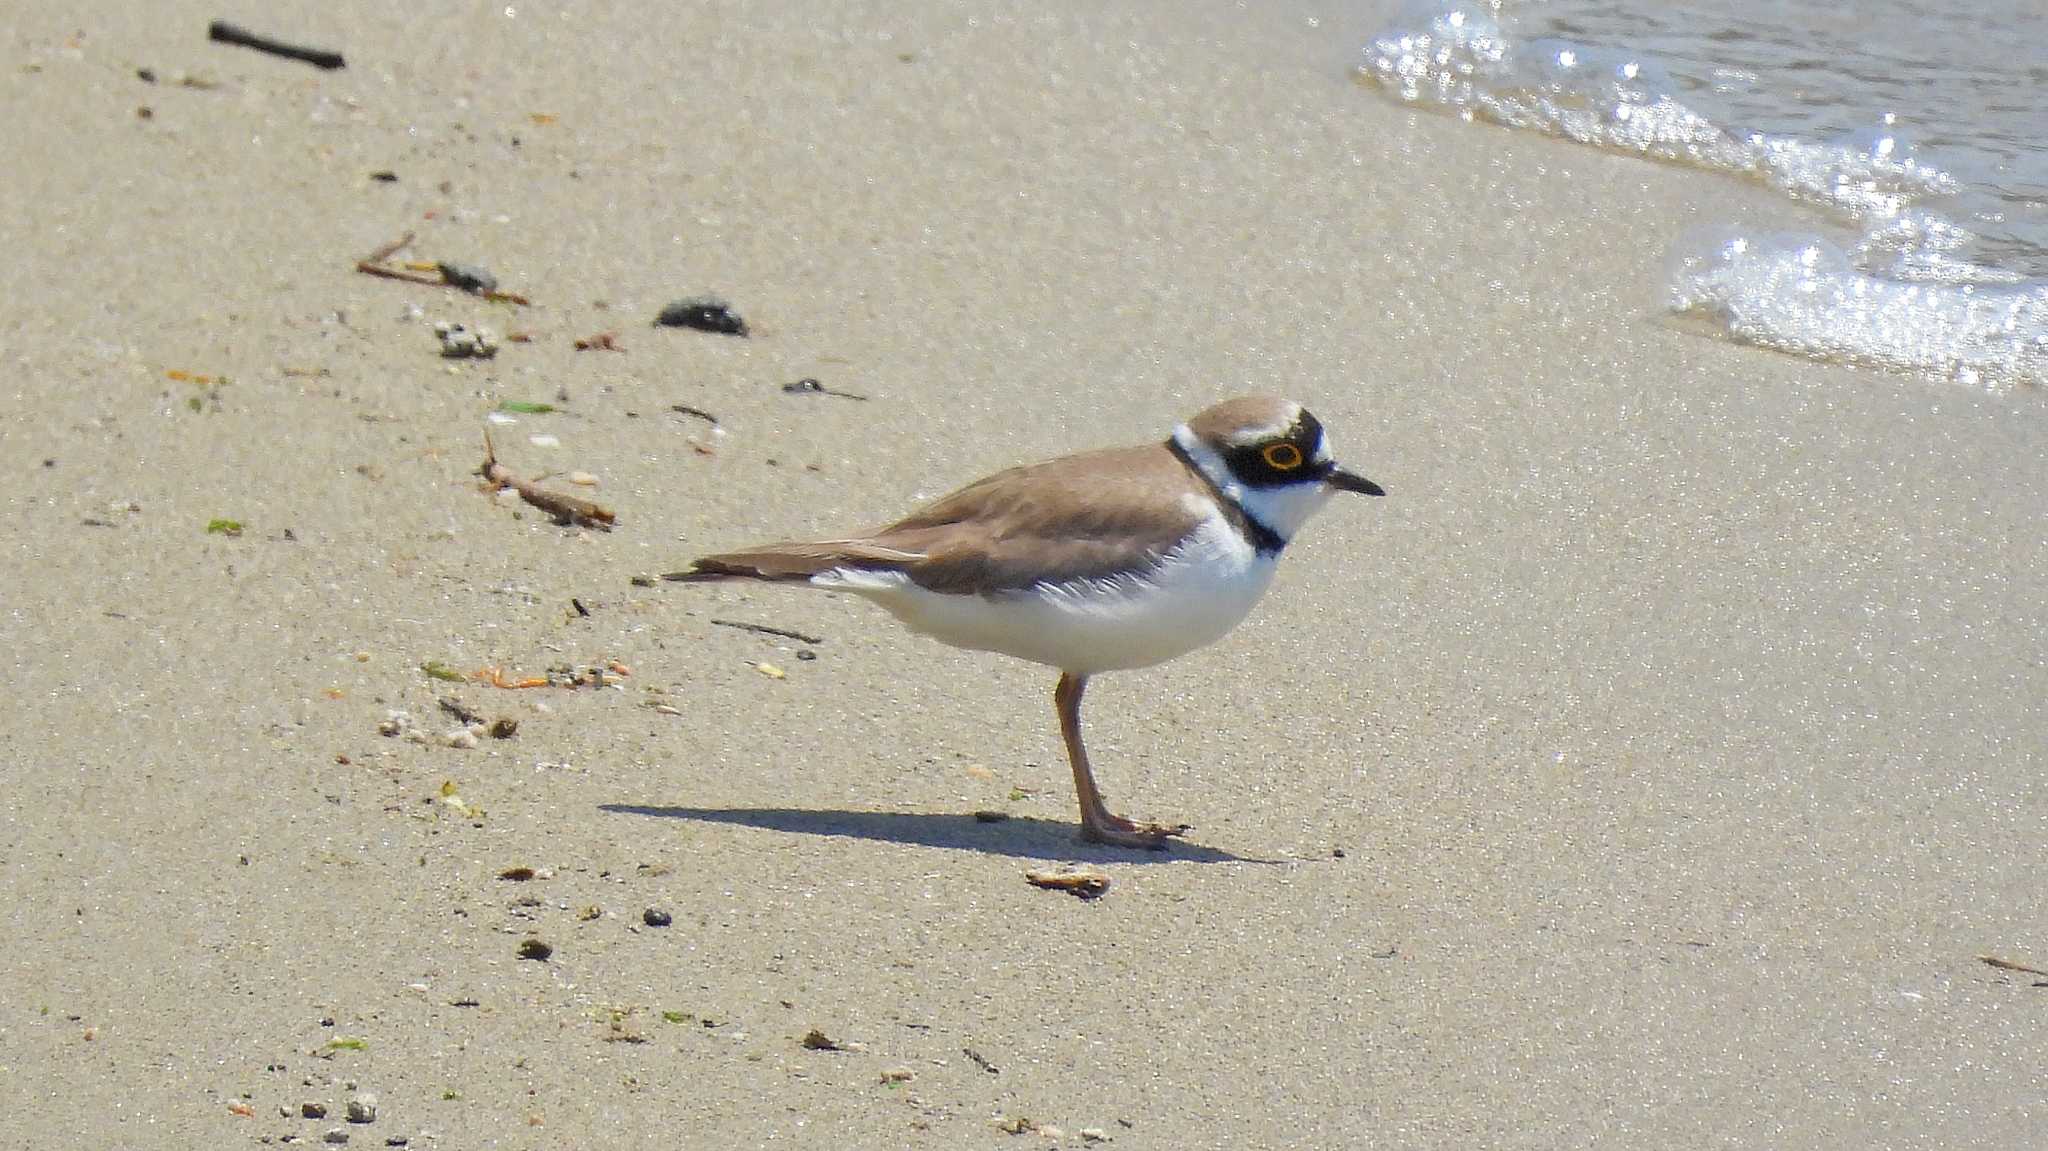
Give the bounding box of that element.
[816,500,1275,675]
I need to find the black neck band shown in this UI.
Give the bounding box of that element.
[1166,437,1287,555]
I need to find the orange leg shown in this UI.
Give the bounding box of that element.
[1055,672,1189,849]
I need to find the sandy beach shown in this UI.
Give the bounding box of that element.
[2,1,2043,1146]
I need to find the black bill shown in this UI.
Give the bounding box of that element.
[1327,468,1385,496]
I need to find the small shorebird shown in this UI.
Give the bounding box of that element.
[669,395,1383,847]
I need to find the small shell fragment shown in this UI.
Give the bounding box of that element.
[1024,868,1111,899]
[754,661,786,680]
[565,471,598,487]
[433,321,499,359]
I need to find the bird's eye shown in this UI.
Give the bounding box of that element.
[1262,443,1304,470]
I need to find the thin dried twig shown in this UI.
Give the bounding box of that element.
[709,618,825,645]
[477,430,615,530]
[356,233,531,305]
[1979,955,2048,978]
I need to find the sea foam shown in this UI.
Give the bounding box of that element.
[1359,2,2048,390]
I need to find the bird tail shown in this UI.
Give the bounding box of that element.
[664,540,924,584]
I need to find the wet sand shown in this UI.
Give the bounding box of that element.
[2,2,2043,1146]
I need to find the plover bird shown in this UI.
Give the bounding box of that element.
[669,395,1383,848]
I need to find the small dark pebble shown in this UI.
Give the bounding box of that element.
[795,649,817,662]
[369,170,398,182]
[303,1102,328,1119]
[436,262,498,294]
[1332,847,1346,859]
[629,574,656,587]
[571,597,590,617]
[42,458,56,468]
[517,938,552,961]
[137,106,153,119]
[654,297,748,336]
[137,67,158,83]
[643,908,672,928]
[386,1139,408,1147]
[488,717,519,740]
[498,866,536,882]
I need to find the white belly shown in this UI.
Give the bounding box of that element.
[816,514,1275,675]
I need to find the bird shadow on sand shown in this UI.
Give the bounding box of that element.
[598,804,1279,864]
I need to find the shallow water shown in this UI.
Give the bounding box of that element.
[1357,0,2048,390]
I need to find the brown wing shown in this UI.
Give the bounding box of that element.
[669,445,1210,594]
[865,445,1208,594]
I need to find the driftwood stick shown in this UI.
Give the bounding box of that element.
[477,431,615,530]
[208,20,346,70]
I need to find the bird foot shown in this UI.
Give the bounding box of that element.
[1079,814,1191,850]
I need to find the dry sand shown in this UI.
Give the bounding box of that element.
[2,2,2044,1147]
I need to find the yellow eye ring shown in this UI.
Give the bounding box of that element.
[1262,443,1304,470]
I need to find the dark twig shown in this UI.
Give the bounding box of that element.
[208,20,346,70]
[709,618,825,645]
[1979,955,2048,978]
[669,403,720,426]
[782,377,869,401]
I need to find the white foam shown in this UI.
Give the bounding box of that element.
[1359,2,2048,390]
[1667,230,2048,391]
